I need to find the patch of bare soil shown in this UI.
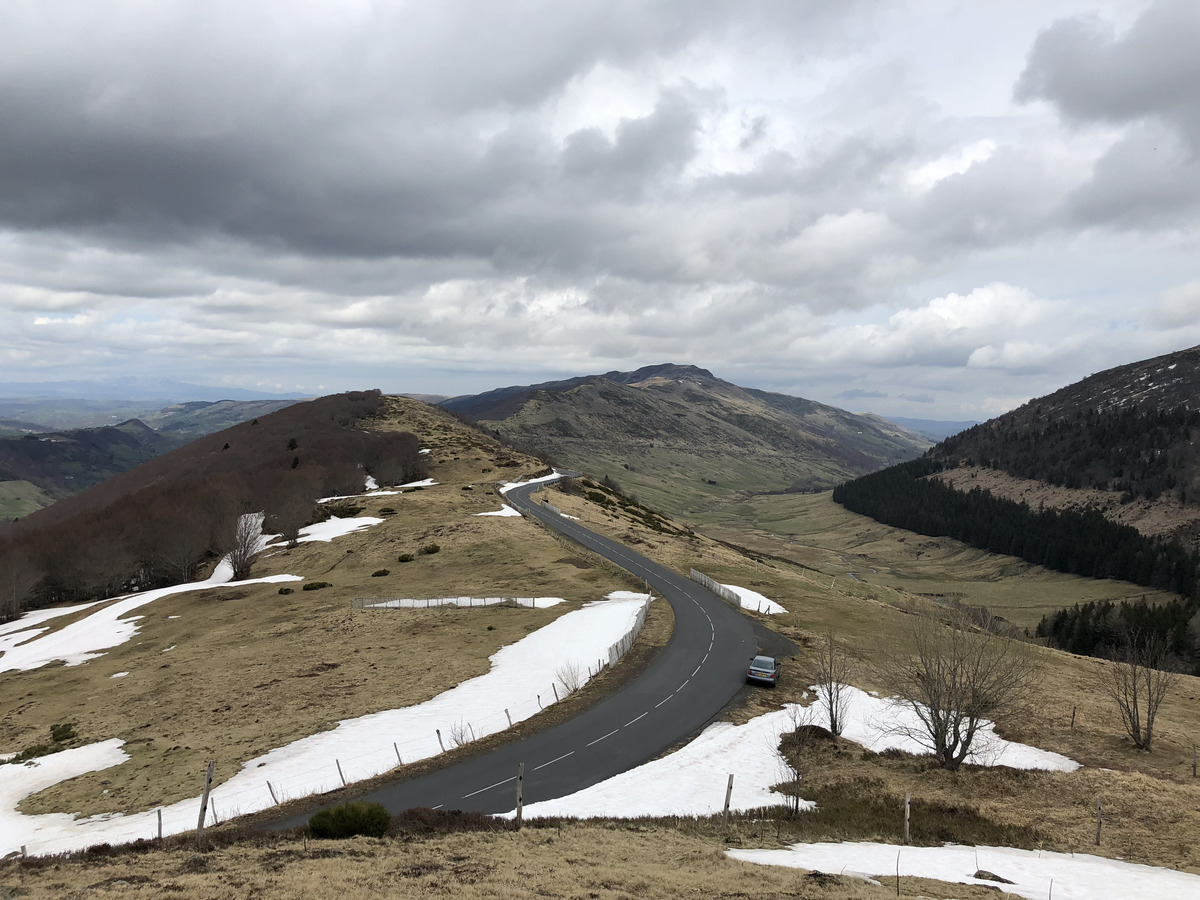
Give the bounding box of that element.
[935,465,1200,545]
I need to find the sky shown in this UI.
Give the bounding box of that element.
[1,0,1198,419]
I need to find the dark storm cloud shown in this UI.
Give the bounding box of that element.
[1016,0,1200,230]
[1015,0,1200,146]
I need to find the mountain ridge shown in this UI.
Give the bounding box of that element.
[445,363,929,519]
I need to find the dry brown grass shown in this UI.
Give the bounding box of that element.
[3,399,650,820]
[0,821,1025,900]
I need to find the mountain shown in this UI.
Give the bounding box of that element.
[443,363,930,519]
[927,344,1200,545]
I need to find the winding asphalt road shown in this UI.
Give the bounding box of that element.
[272,480,756,827]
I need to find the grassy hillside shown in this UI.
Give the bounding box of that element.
[0,479,54,522]
[1,396,661,822]
[446,363,928,521]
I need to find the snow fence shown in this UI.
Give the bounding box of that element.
[689,569,742,610]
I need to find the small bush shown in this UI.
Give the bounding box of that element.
[303,581,331,592]
[398,553,414,563]
[372,569,390,577]
[419,543,441,555]
[278,587,294,595]
[50,722,77,744]
[309,801,391,839]
[325,502,363,518]
[378,507,396,516]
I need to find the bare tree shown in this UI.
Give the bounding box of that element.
[880,612,1040,771]
[0,547,41,624]
[1100,631,1180,751]
[814,630,852,741]
[226,513,263,581]
[555,660,584,696]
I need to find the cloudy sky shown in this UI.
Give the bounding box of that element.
[2,0,1198,419]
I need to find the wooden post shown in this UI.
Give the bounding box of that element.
[210,801,219,827]
[895,848,901,896]
[468,723,476,742]
[505,708,512,728]
[1095,798,1103,845]
[1193,743,1196,778]
[722,774,734,827]
[21,845,27,859]
[552,683,559,702]
[515,763,525,829]
[1070,706,1076,729]
[157,808,163,841]
[436,729,445,752]
[903,793,910,844]
[336,759,347,787]
[537,694,542,709]
[196,759,215,847]
[267,781,280,806]
[394,742,402,765]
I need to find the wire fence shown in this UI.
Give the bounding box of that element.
[352,596,564,610]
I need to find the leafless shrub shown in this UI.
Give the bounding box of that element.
[226,513,262,581]
[555,660,584,696]
[1099,630,1180,751]
[814,630,852,740]
[879,612,1040,771]
[447,719,474,748]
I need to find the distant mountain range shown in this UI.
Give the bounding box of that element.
[444,363,931,519]
[0,378,307,403]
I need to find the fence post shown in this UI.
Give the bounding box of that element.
[1071,706,1076,729]
[157,808,163,841]
[515,763,525,829]
[196,759,215,848]
[903,793,910,844]
[394,742,403,765]
[436,729,445,752]
[267,781,280,806]
[336,759,346,787]
[505,708,512,727]
[1095,798,1103,845]
[722,774,734,827]
[552,683,559,702]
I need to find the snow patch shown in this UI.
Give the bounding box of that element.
[474,504,521,517]
[728,842,1200,900]
[721,584,787,615]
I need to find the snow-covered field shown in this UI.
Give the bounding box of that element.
[516,685,1076,821]
[728,842,1200,900]
[1,592,652,856]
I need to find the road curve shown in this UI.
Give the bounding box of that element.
[271,480,756,827]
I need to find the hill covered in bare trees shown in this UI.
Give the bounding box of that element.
[0,390,425,621]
